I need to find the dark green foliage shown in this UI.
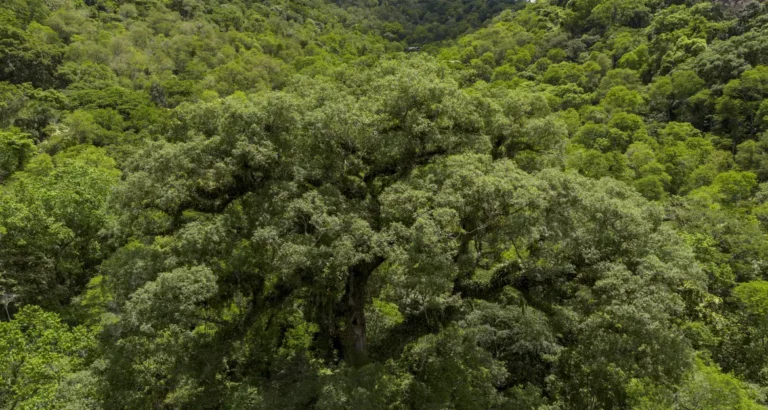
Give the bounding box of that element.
[2,0,768,409]
[336,0,528,44]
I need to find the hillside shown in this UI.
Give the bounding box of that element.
[2,0,768,408]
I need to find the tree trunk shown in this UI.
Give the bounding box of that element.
[345,270,368,367]
[342,257,384,367]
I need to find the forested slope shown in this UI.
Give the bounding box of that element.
[2,0,768,408]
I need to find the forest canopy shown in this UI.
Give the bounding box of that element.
[2,0,768,408]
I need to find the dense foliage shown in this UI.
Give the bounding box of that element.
[2,0,768,408]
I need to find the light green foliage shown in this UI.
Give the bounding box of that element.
[731,281,768,385]
[676,358,764,410]
[711,171,758,204]
[628,358,763,409]
[0,305,97,410]
[736,134,768,181]
[0,128,34,182]
[734,281,768,316]
[126,266,217,330]
[0,146,119,308]
[590,0,651,28]
[626,141,671,199]
[602,86,646,113]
